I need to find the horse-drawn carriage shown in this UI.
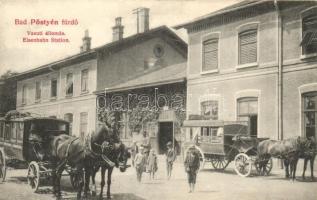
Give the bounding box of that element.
[0,114,81,191]
[182,119,273,177]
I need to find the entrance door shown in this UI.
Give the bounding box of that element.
[158,122,173,154]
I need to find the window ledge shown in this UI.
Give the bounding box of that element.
[50,97,57,101]
[236,62,258,69]
[300,53,317,60]
[200,69,219,75]
[65,94,73,98]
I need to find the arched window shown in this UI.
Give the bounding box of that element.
[64,113,73,135]
[201,100,218,120]
[302,91,317,139]
[237,97,258,137]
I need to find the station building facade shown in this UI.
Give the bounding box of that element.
[175,1,317,141]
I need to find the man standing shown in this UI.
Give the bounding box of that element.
[134,146,146,182]
[166,141,176,180]
[184,145,200,193]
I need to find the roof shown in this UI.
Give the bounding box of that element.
[9,26,187,81]
[174,0,265,29]
[101,62,186,93]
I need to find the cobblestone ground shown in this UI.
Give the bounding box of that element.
[0,157,317,200]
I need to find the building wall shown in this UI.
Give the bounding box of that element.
[97,37,186,90]
[186,2,317,140]
[16,58,98,137]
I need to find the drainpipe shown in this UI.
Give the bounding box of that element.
[275,0,284,168]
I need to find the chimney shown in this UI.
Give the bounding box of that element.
[112,17,124,42]
[80,30,91,52]
[133,7,149,33]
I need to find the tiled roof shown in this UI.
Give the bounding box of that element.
[106,62,186,92]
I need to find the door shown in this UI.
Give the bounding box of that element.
[158,122,173,154]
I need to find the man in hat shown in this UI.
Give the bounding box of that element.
[134,146,146,182]
[166,141,176,180]
[184,145,200,193]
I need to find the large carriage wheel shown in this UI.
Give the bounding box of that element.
[255,157,273,176]
[27,161,40,192]
[234,153,252,177]
[0,148,6,182]
[184,146,205,170]
[211,156,230,170]
[70,171,83,190]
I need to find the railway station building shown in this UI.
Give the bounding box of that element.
[11,8,187,153]
[175,1,317,141]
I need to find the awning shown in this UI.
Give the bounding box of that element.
[300,31,317,47]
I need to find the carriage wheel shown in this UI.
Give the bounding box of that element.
[234,153,252,177]
[211,156,230,170]
[184,146,205,170]
[27,161,40,192]
[255,158,273,176]
[0,148,6,182]
[70,171,83,190]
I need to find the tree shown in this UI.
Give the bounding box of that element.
[0,70,18,116]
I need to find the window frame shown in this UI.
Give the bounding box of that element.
[66,73,74,97]
[81,69,89,93]
[302,91,317,139]
[237,97,258,137]
[51,79,58,99]
[200,100,219,120]
[35,81,41,102]
[201,32,220,75]
[64,113,73,135]
[22,84,27,105]
[300,7,317,58]
[80,112,88,139]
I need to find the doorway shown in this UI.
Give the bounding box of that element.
[158,122,173,154]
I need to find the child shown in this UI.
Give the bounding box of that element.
[147,149,158,180]
[184,145,200,193]
[134,146,146,182]
[166,141,176,180]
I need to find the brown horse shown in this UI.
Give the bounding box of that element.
[48,124,120,199]
[257,137,311,181]
[90,142,130,199]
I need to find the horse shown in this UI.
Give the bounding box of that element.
[48,124,120,199]
[299,137,316,180]
[257,136,311,181]
[90,142,131,199]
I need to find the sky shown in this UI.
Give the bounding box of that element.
[0,0,240,75]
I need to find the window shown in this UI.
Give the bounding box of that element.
[0,122,4,140]
[35,81,41,101]
[11,123,17,141]
[202,39,218,72]
[303,92,317,139]
[80,112,88,139]
[51,79,57,98]
[66,73,73,96]
[301,14,317,55]
[81,69,88,93]
[239,29,257,65]
[17,122,23,142]
[64,113,73,135]
[201,100,218,120]
[22,84,27,105]
[237,97,258,137]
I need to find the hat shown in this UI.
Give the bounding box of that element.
[166,141,172,146]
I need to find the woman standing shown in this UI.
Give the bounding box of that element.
[184,145,200,193]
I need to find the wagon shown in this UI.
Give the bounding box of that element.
[0,112,82,191]
[182,119,272,177]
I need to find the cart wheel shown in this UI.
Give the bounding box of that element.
[184,146,205,170]
[70,171,83,190]
[27,161,40,192]
[211,156,230,170]
[255,157,273,176]
[234,153,252,177]
[0,148,6,182]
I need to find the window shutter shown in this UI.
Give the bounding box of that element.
[203,39,218,71]
[239,30,257,65]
